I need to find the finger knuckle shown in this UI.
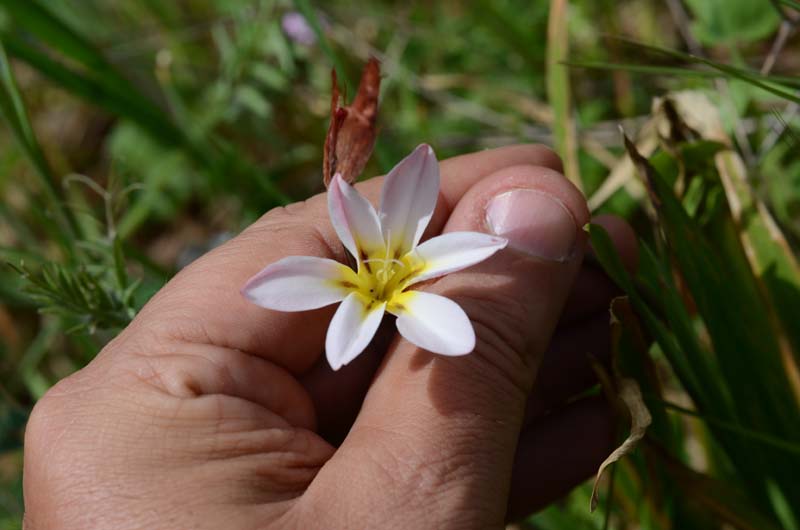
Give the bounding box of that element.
[246,199,341,260]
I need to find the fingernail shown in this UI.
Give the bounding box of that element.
[485,189,578,261]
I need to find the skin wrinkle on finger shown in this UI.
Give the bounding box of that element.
[99,337,309,429]
[121,346,317,430]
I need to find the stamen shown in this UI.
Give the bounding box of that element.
[362,257,405,268]
[358,241,408,299]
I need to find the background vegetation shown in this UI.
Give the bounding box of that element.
[1,0,799,528]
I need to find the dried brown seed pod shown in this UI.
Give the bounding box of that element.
[323,58,380,187]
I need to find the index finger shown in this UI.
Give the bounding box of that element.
[121,145,564,373]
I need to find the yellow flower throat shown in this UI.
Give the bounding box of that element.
[340,249,424,311]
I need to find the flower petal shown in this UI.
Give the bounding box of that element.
[242,256,354,311]
[406,231,507,286]
[328,173,385,265]
[326,293,386,370]
[390,291,475,356]
[378,144,439,257]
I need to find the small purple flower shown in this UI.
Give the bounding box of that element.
[282,12,317,45]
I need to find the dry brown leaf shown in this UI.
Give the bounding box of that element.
[587,119,653,212]
[323,58,380,187]
[590,377,652,512]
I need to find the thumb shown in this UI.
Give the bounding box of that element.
[304,164,589,528]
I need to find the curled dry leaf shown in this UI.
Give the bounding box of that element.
[589,297,653,512]
[590,377,652,512]
[323,58,381,187]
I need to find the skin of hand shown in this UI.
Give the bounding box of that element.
[23,145,637,530]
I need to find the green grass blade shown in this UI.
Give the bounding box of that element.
[714,148,800,395]
[622,40,800,104]
[0,42,80,253]
[625,135,797,430]
[4,37,288,208]
[776,0,800,11]
[546,0,582,190]
[3,36,185,148]
[1,7,290,214]
[653,397,800,456]
[590,224,776,508]
[652,447,784,530]
[591,228,720,425]
[0,0,128,93]
[590,225,730,416]
[571,39,800,105]
[624,135,800,513]
[0,0,177,153]
[566,60,725,78]
[566,60,800,88]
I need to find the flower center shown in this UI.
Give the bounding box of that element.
[358,244,422,304]
[359,255,411,303]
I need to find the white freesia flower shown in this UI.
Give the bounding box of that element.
[242,144,507,370]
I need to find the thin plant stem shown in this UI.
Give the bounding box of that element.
[648,396,800,456]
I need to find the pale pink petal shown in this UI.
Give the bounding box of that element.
[378,144,439,257]
[326,293,386,370]
[390,291,474,356]
[407,231,507,286]
[328,173,385,264]
[242,256,353,311]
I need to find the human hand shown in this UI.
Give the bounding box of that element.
[23,144,636,529]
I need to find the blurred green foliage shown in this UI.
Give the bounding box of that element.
[683,0,780,45]
[1,0,799,528]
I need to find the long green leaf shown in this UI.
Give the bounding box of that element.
[0,0,129,94]
[546,0,582,190]
[651,444,783,530]
[776,0,800,11]
[3,36,289,220]
[591,222,794,521]
[715,147,800,390]
[566,59,800,88]
[624,134,800,514]
[3,36,184,147]
[653,397,800,456]
[626,40,800,104]
[0,42,79,254]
